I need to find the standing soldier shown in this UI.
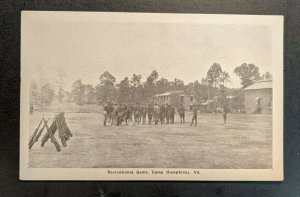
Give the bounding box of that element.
[111,102,119,126]
[148,103,154,125]
[134,103,141,124]
[154,103,160,125]
[103,102,109,126]
[178,103,185,123]
[125,104,135,126]
[191,104,198,126]
[141,105,147,125]
[223,104,229,125]
[159,104,166,124]
[169,105,176,124]
[165,103,170,124]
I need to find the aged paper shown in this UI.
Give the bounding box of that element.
[20,11,283,180]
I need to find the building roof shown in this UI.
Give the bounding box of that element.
[155,90,184,97]
[244,80,272,90]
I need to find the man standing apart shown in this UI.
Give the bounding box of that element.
[103,102,109,126]
[223,104,229,124]
[191,104,198,126]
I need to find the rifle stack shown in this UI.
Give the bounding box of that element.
[29,112,72,152]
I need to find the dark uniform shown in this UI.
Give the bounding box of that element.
[191,105,198,126]
[169,105,175,124]
[178,104,185,123]
[111,103,119,126]
[116,104,126,126]
[165,104,170,124]
[103,103,109,126]
[223,105,229,124]
[134,104,141,124]
[147,104,154,124]
[141,105,147,125]
[154,104,160,125]
[159,105,166,124]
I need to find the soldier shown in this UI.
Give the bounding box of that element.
[141,105,147,125]
[124,104,133,126]
[147,103,154,124]
[111,102,119,126]
[103,102,109,126]
[134,103,141,124]
[116,103,125,126]
[178,103,185,124]
[191,104,198,126]
[159,104,165,124]
[169,105,176,124]
[223,104,229,125]
[165,103,170,124]
[154,103,160,125]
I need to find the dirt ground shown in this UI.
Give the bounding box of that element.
[28,111,272,169]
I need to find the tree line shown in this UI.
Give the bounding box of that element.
[30,62,272,107]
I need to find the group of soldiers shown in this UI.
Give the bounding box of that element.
[102,101,191,126]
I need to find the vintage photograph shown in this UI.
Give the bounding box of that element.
[20,12,283,180]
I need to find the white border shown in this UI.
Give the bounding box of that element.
[20,11,283,181]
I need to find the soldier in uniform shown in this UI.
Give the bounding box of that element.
[165,103,171,124]
[147,103,154,124]
[154,103,160,125]
[159,104,165,124]
[223,104,229,125]
[191,104,198,126]
[111,102,119,126]
[124,104,134,126]
[134,103,141,124]
[169,105,176,124]
[103,102,109,126]
[178,103,185,124]
[141,105,147,125]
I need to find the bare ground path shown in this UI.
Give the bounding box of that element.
[28,112,272,169]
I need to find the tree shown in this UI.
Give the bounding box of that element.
[117,77,131,102]
[143,70,159,101]
[41,83,55,105]
[129,74,143,103]
[261,72,272,80]
[146,70,159,84]
[130,74,142,87]
[233,63,261,88]
[220,71,231,86]
[170,78,184,90]
[206,63,223,88]
[97,71,117,102]
[56,67,66,103]
[99,71,116,85]
[30,80,39,106]
[156,78,171,94]
[71,79,85,105]
[84,84,95,104]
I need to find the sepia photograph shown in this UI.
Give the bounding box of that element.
[20,11,283,180]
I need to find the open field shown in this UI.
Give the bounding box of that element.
[28,110,272,169]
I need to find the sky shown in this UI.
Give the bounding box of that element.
[26,19,273,90]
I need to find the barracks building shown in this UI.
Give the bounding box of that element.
[153,91,197,110]
[244,80,272,114]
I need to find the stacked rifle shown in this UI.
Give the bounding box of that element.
[29,112,72,152]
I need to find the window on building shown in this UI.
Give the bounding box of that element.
[190,96,193,101]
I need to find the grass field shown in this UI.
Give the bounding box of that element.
[28,110,272,169]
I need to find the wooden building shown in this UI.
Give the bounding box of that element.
[153,91,197,110]
[244,80,272,114]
